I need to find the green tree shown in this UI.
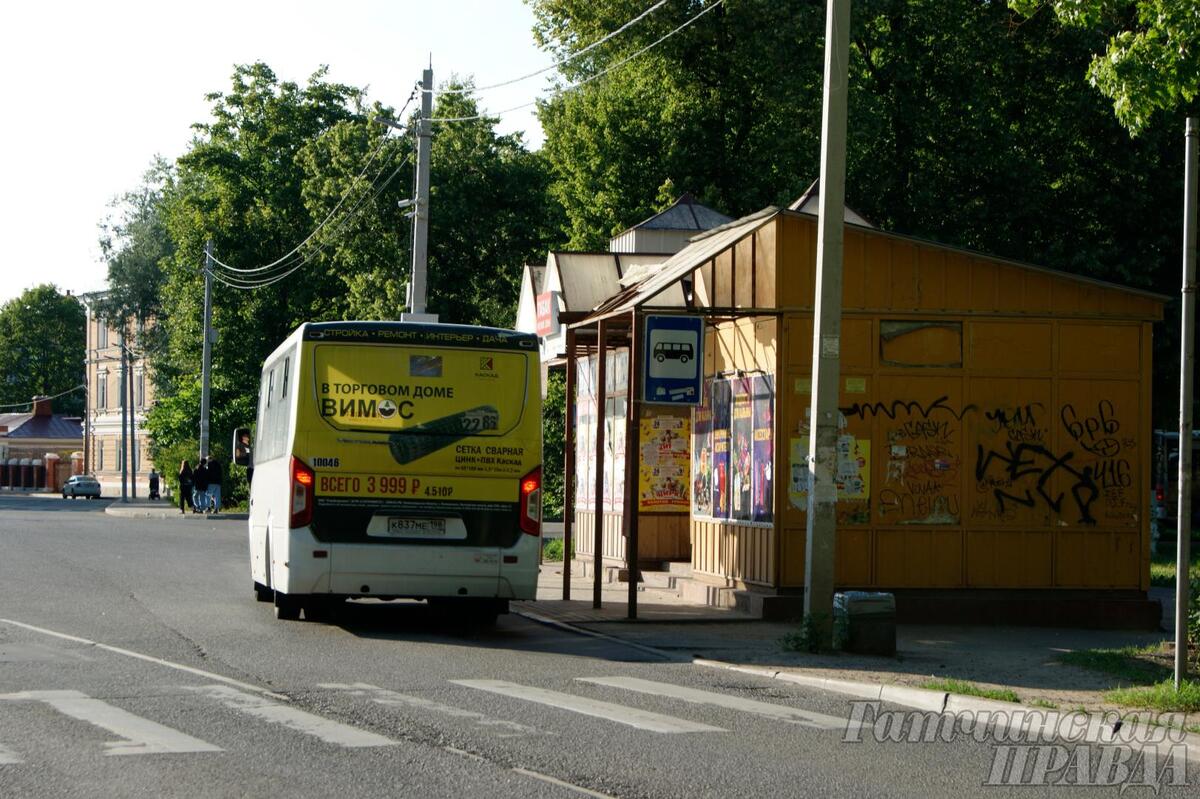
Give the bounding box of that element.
[145,63,381,469]
[96,158,175,330]
[424,87,563,326]
[0,286,86,417]
[534,0,823,248]
[1011,0,1200,135]
[542,370,566,520]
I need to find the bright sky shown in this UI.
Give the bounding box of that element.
[0,0,549,304]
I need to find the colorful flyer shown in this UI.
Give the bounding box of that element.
[731,377,754,522]
[638,414,690,512]
[691,380,713,517]
[752,375,774,523]
[711,379,731,519]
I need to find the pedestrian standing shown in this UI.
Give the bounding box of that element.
[177,460,194,514]
[207,457,223,514]
[193,457,210,513]
[148,468,160,500]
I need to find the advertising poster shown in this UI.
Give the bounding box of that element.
[610,397,627,512]
[638,414,690,512]
[575,357,595,511]
[752,375,774,523]
[787,434,870,510]
[730,377,754,522]
[691,380,712,517]
[711,379,731,519]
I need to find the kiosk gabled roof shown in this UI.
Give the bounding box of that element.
[579,205,1168,324]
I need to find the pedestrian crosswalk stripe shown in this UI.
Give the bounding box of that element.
[450,680,725,734]
[185,685,396,748]
[0,690,221,755]
[577,676,847,730]
[0,742,24,764]
[319,683,543,738]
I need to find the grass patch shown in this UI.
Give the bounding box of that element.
[542,538,564,562]
[1030,698,1058,709]
[1106,679,1200,713]
[920,678,1020,704]
[1057,643,1172,684]
[1149,551,1200,587]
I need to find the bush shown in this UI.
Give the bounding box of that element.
[543,538,565,562]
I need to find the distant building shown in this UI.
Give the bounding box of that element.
[81,294,155,496]
[517,194,733,367]
[0,395,83,491]
[608,193,734,255]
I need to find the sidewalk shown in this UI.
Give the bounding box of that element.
[523,562,1194,727]
[105,498,248,521]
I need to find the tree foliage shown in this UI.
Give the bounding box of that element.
[0,286,86,417]
[533,0,1179,289]
[95,158,175,331]
[100,63,560,466]
[1011,0,1200,135]
[533,0,823,248]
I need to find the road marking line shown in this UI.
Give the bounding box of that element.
[186,684,395,748]
[0,618,288,700]
[320,683,543,738]
[0,742,24,764]
[512,767,618,799]
[0,690,221,755]
[450,680,725,734]
[577,676,846,730]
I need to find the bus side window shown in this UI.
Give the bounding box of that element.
[282,357,290,399]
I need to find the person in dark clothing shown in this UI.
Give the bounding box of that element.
[148,468,160,500]
[192,458,210,513]
[177,460,194,514]
[207,458,223,514]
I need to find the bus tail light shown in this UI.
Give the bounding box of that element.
[291,456,315,528]
[519,467,541,536]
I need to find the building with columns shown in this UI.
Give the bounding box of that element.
[81,293,155,497]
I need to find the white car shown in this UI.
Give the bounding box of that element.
[62,475,102,499]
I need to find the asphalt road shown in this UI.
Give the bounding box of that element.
[0,493,1192,797]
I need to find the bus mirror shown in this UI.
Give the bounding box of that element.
[233,427,253,467]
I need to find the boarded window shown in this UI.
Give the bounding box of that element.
[880,321,962,368]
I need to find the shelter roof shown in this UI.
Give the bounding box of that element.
[578,205,1169,325]
[548,251,672,313]
[591,208,779,317]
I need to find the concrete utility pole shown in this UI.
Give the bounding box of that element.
[200,240,214,460]
[406,66,434,321]
[129,343,137,500]
[1176,117,1198,690]
[119,328,128,503]
[804,0,851,642]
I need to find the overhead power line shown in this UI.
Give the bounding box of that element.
[208,152,415,291]
[207,87,418,279]
[430,0,669,97]
[428,0,726,124]
[0,385,86,411]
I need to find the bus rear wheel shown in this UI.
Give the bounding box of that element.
[254,582,273,602]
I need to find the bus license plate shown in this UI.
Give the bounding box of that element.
[387,518,447,537]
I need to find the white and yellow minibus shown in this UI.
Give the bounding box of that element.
[237,321,542,622]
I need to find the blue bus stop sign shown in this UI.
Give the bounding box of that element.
[642,314,703,404]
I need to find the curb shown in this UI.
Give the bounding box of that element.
[104,504,248,521]
[693,657,1200,760]
[512,608,686,662]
